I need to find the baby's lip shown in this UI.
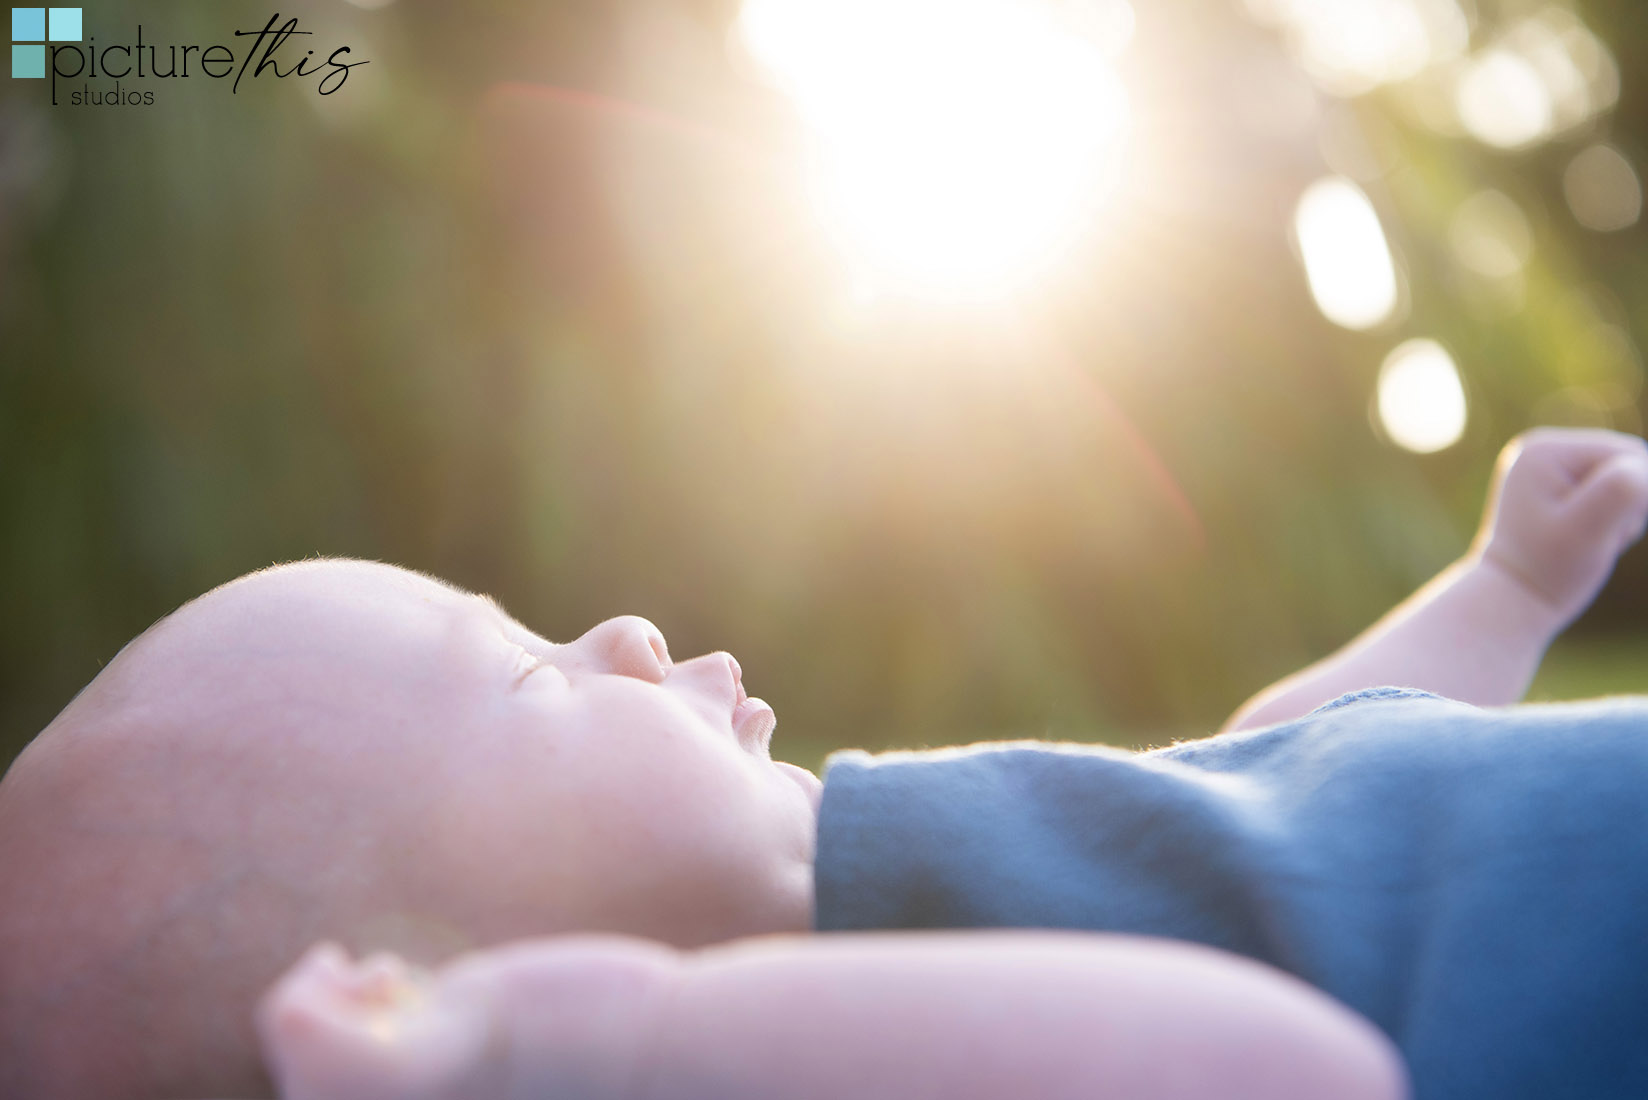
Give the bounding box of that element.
[733,696,776,756]
[727,654,748,704]
[724,652,772,755]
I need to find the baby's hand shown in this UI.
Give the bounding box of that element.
[256,944,498,1100]
[1474,428,1648,625]
[258,936,677,1100]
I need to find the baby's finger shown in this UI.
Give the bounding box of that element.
[1559,448,1648,549]
[255,943,366,1056]
[267,943,353,998]
[1520,428,1648,482]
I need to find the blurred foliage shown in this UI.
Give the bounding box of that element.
[4,0,1648,776]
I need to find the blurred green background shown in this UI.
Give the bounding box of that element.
[4,0,1648,776]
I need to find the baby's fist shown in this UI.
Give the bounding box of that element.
[256,944,496,1100]
[1474,427,1648,625]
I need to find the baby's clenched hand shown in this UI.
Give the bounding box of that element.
[257,943,498,1100]
[258,937,677,1100]
[1473,427,1648,626]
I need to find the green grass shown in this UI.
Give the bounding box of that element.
[1529,635,1648,702]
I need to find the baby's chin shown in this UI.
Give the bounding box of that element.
[774,760,823,815]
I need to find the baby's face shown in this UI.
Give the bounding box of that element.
[142,560,821,948]
[0,559,822,1099]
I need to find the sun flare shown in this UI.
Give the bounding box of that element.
[737,0,1131,300]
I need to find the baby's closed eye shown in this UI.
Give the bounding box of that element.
[510,644,545,687]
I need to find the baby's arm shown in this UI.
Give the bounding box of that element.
[259,931,1406,1100]
[1224,428,1648,732]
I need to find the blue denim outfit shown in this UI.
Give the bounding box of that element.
[814,688,1648,1099]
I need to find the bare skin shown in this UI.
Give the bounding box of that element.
[258,932,1408,1100]
[1,428,1644,1098]
[1225,428,1648,731]
[0,562,818,1098]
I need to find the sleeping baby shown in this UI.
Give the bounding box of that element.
[3,427,1647,1100]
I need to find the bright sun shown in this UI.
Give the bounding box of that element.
[737,0,1131,300]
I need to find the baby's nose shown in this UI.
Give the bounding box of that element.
[577,615,671,679]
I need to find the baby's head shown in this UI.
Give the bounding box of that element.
[0,559,820,1099]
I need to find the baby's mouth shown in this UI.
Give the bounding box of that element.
[729,653,748,704]
[733,696,777,755]
[722,651,774,753]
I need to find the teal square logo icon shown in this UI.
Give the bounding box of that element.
[12,42,42,78]
[11,6,74,77]
[11,7,43,40]
[46,6,76,40]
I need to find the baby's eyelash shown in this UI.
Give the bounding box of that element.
[511,646,545,686]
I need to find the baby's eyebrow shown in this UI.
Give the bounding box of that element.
[420,572,550,658]
[472,591,528,632]
[434,589,539,681]
[450,586,535,639]
[415,569,515,625]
